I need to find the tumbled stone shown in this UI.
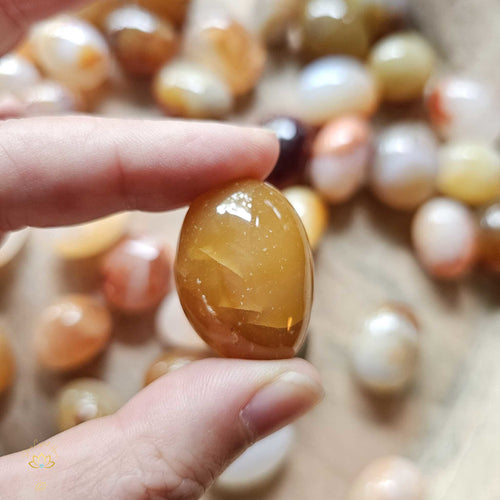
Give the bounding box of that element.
[105,5,178,76]
[101,237,173,313]
[57,378,121,431]
[175,179,313,359]
[35,295,112,371]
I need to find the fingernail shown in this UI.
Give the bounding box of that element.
[240,371,324,441]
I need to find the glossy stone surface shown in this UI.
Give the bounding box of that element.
[0,54,40,95]
[300,0,370,59]
[0,229,29,268]
[175,179,313,359]
[254,0,302,46]
[0,329,15,394]
[216,426,295,491]
[20,80,81,116]
[154,60,233,119]
[283,186,329,251]
[102,237,173,313]
[298,56,379,125]
[144,348,207,386]
[185,17,266,96]
[156,293,211,351]
[57,378,121,431]
[347,456,424,500]
[262,116,310,187]
[105,6,178,76]
[35,295,112,371]
[477,201,500,272]
[370,123,438,210]
[360,0,409,40]
[51,213,129,259]
[412,198,477,279]
[426,76,500,143]
[309,115,372,203]
[351,304,419,394]
[369,32,436,102]
[437,142,500,206]
[30,16,110,91]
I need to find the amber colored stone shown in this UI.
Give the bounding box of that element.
[35,295,112,371]
[139,0,191,25]
[283,186,329,251]
[300,0,370,60]
[144,348,207,386]
[105,6,178,76]
[51,213,129,259]
[262,116,310,187]
[57,378,121,431]
[78,0,190,28]
[437,142,500,206]
[477,201,500,272]
[175,179,313,360]
[0,329,15,393]
[186,18,266,96]
[102,237,173,313]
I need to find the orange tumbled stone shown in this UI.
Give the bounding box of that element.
[175,179,313,360]
[101,237,173,313]
[144,348,207,386]
[105,5,178,76]
[34,295,112,371]
[78,0,190,28]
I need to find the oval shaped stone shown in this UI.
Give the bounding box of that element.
[175,179,313,359]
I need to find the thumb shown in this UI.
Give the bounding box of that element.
[0,358,323,500]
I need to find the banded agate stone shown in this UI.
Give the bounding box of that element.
[175,180,313,359]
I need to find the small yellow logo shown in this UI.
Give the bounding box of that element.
[28,454,55,469]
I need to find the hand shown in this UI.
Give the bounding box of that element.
[0,2,324,499]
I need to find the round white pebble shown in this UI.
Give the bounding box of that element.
[298,56,378,125]
[216,426,295,492]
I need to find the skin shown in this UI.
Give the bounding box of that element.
[0,1,324,499]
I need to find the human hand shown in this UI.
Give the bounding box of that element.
[0,2,324,498]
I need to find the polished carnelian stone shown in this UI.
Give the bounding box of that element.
[101,237,173,313]
[175,179,313,360]
[35,295,112,371]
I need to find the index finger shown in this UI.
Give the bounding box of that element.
[0,0,88,55]
[0,116,278,231]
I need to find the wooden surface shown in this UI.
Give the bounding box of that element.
[1,1,500,499]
